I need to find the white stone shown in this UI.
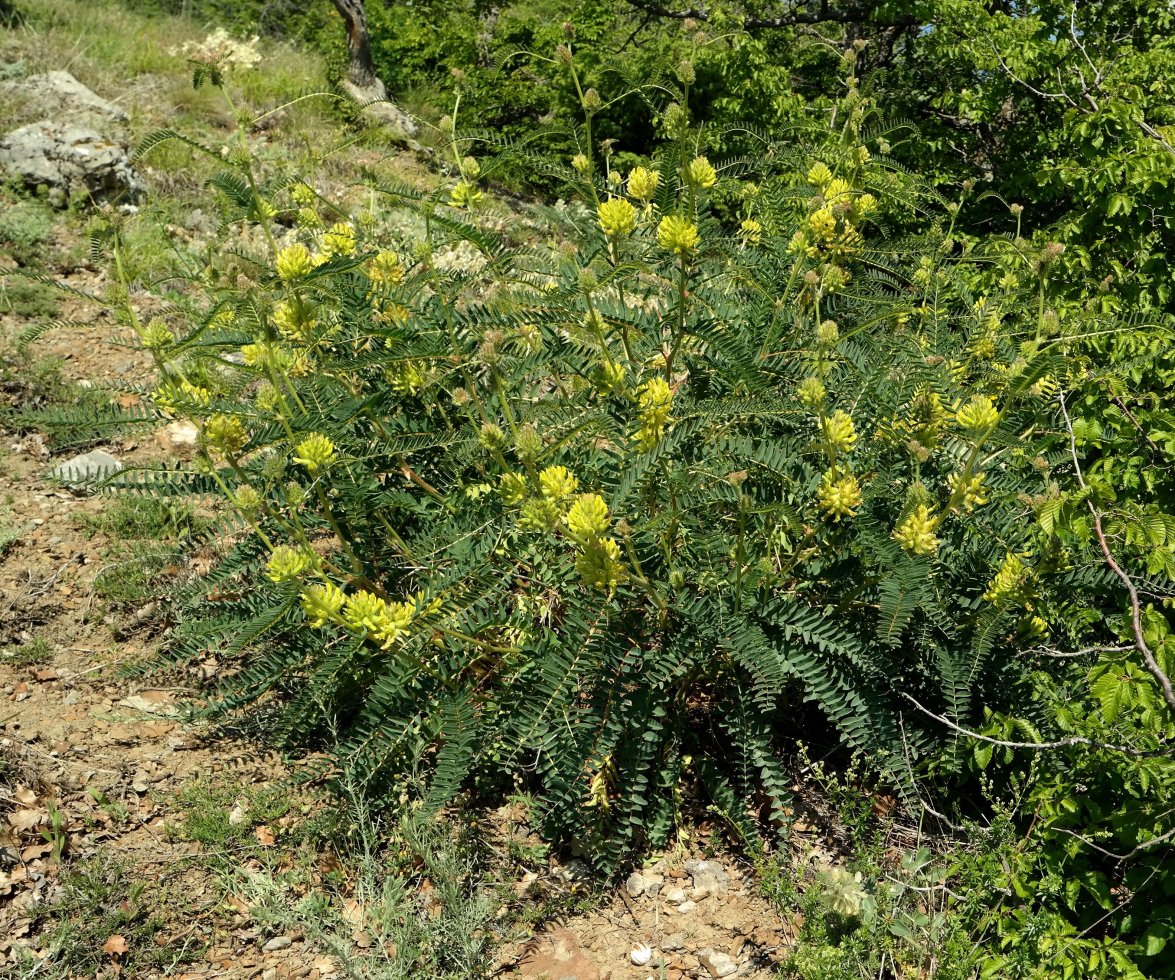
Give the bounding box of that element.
[48,450,123,488]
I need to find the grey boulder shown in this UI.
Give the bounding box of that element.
[0,121,144,207]
[49,449,123,490]
[0,70,129,129]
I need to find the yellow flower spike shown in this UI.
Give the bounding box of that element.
[947,470,988,513]
[272,300,316,343]
[853,193,877,218]
[627,166,660,202]
[893,504,940,556]
[797,376,826,409]
[821,410,857,453]
[367,250,404,286]
[824,178,852,203]
[595,360,627,395]
[275,243,314,283]
[816,319,840,347]
[321,221,357,258]
[817,469,863,522]
[638,377,673,414]
[657,215,700,255]
[296,207,322,229]
[372,601,415,650]
[290,183,317,207]
[539,465,578,500]
[140,319,174,350]
[265,544,319,583]
[807,207,837,241]
[576,536,627,591]
[984,553,1027,606]
[202,413,249,457]
[571,153,591,174]
[807,162,833,188]
[518,496,564,531]
[232,485,264,515]
[597,197,638,238]
[341,590,412,648]
[292,432,336,473]
[301,582,346,628]
[956,395,999,435]
[153,380,211,416]
[343,590,384,632]
[684,155,717,190]
[450,180,484,209]
[739,218,762,244]
[567,493,611,544]
[498,472,529,506]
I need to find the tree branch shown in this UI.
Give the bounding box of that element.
[1059,390,1175,716]
[901,694,1171,758]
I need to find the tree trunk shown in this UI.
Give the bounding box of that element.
[331,0,384,97]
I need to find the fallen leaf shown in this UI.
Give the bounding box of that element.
[254,825,275,847]
[103,934,129,956]
[117,393,141,408]
[8,809,46,832]
[14,787,37,806]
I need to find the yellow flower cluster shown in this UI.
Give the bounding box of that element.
[265,544,319,583]
[292,432,336,473]
[684,155,717,190]
[566,493,610,544]
[140,319,174,350]
[276,243,314,283]
[598,197,637,238]
[343,590,415,649]
[300,581,345,627]
[576,536,627,592]
[740,218,762,244]
[367,250,404,286]
[821,410,857,454]
[627,166,660,202]
[955,394,999,435]
[983,553,1028,606]
[272,299,316,343]
[450,180,484,209]
[153,379,211,416]
[563,492,626,591]
[635,377,673,450]
[947,470,987,513]
[657,215,699,255]
[893,504,940,556]
[817,469,863,521]
[797,376,826,408]
[203,413,249,457]
[321,222,356,258]
[539,465,578,500]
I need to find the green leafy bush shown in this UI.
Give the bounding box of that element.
[76,46,1098,873]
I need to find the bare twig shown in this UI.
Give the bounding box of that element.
[901,693,1170,758]
[1053,822,1175,861]
[1060,390,1175,716]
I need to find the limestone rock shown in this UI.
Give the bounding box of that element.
[0,71,128,129]
[685,859,730,895]
[517,928,599,980]
[48,449,123,489]
[0,121,144,207]
[697,947,738,978]
[155,419,200,457]
[341,79,419,138]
